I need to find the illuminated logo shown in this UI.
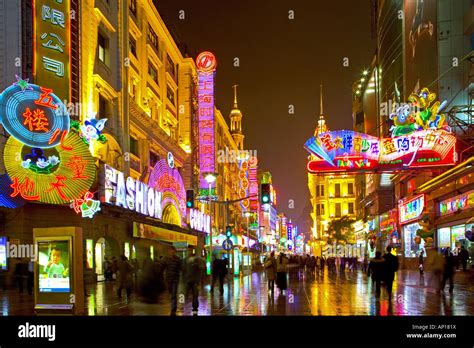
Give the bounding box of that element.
[399,194,425,224]
[196,51,217,72]
[167,152,174,169]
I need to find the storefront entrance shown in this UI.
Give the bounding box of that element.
[95,237,119,281]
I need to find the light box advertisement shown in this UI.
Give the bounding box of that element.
[38,240,71,293]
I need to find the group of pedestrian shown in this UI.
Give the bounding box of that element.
[264,252,289,295]
[367,246,399,300]
[428,247,459,294]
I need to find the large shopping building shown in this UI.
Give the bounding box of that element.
[0,0,259,282]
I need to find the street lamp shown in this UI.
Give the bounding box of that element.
[245,211,251,273]
[205,173,217,269]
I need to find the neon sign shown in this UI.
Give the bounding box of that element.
[102,165,163,219]
[305,129,456,173]
[3,131,96,204]
[439,191,474,215]
[399,194,425,225]
[188,209,211,234]
[248,156,259,211]
[71,191,101,219]
[0,81,70,148]
[34,0,71,102]
[148,159,186,224]
[239,160,250,211]
[196,51,216,189]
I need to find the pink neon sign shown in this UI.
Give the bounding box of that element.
[197,52,216,189]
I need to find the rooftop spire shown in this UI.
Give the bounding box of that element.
[320,84,323,116]
[233,84,239,108]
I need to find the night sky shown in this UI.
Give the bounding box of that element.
[156,0,375,226]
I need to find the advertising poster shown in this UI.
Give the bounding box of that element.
[38,240,71,293]
[404,0,438,96]
[86,239,94,269]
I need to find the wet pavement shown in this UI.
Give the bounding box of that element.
[1,268,473,316]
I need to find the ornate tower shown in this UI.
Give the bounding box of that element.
[314,84,328,135]
[229,85,245,150]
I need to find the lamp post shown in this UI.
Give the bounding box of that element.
[245,211,252,273]
[205,173,217,271]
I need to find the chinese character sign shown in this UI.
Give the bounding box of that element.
[399,194,425,225]
[196,52,217,189]
[0,81,70,148]
[35,0,70,102]
[305,129,456,173]
[248,156,259,212]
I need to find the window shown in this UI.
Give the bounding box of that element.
[129,0,137,16]
[335,203,341,217]
[320,185,324,196]
[348,202,354,215]
[167,54,176,79]
[98,32,107,64]
[148,61,158,84]
[321,204,325,215]
[130,136,139,157]
[167,85,175,105]
[316,204,320,216]
[129,35,137,57]
[147,25,159,52]
[348,182,354,195]
[150,151,159,168]
[98,94,108,119]
[335,183,341,197]
[316,185,320,197]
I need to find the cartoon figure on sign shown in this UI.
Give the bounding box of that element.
[408,88,446,131]
[389,104,417,137]
[21,148,60,174]
[416,215,434,247]
[71,117,107,145]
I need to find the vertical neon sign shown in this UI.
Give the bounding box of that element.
[248,156,258,211]
[196,52,217,189]
[34,0,71,103]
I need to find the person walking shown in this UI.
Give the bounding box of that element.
[183,247,205,315]
[430,249,445,292]
[210,255,227,295]
[264,251,277,294]
[117,255,134,299]
[276,253,289,295]
[441,248,455,293]
[368,251,385,298]
[163,246,183,315]
[383,246,399,300]
[459,246,469,272]
[418,249,425,275]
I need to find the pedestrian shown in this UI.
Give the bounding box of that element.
[363,255,369,274]
[112,256,118,280]
[418,249,424,275]
[140,252,159,303]
[441,248,455,293]
[210,255,227,295]
[430,249,445,292]
[316,256,321,275]
[276,253,289,294]
[183,246,205,315]
[13,260,27,294]
[264,251,277,294]
[459,246,469,272]
[117,255,133,299]
[27,260,34,295]
[104,257,112,281]
[368,251,385,298]
[383,246,399,300]
[163,246,183,315]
